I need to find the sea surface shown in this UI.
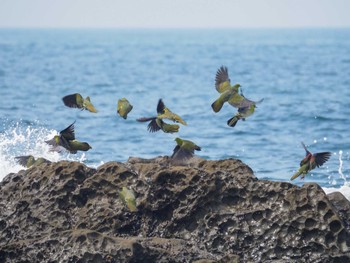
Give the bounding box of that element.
[0,28,349,199]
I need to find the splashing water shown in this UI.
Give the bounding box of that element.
[0,122,86,181]
[322,150,350,200]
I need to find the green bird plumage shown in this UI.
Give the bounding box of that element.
[156,99,187,125]
[211,66,242,113]
[15,155,50,168]
[290,142,331,180]
[62,93,98,113]
[171,137,201,162]
[227,103,257,127]
[137,99,184,133]
[45,121,92,154]
[119,186,138,212]
[117,98,133,119]
[212,66,263,127]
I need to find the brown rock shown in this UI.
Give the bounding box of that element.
[0,157,349,262]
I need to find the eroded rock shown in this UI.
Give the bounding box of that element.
[0,157,349,262]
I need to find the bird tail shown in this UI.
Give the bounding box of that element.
[84,99,97,113]
[227,115,240,127]
[290,171,301,180]
[211,98,224,113]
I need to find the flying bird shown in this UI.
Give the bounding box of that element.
[117,98,133,119]
[137,99,185,133]
[45,121,92,154]
[119,186,138,212]
[62,93,97,113]
[15,155,50,168]
[211,66,242,113]
[290,142,331,180]
[137,117,179,133]
[226,97,263,127]
[171,137,201,163]
[156,99,187,125]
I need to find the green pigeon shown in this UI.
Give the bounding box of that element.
[156,99,187,125]
[119,186,138,212]
[137,117,179,133]
[291,142,331,180]
[117,98,133,119]
[226,96,263,127]
[62,93,97,113]
[15,155,50,168]
[45,121,92,154]
[171,137,201,162]
[211,66,242,113]
[137,99,185,133]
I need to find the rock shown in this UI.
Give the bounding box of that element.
[0,157,349,262]
[327,192,350,233]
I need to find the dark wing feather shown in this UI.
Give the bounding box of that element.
[157,99,165,114]
[215,66,230,91]
[137,117,156,122]
[314,152,331,167]
[62,94,80,108]
[171,147,194,161]
[60,121,75,140]
[301,141,313,157]
[15,156,31,166]
[147,119,161,133]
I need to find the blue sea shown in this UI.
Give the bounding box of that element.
[0,28,349,199]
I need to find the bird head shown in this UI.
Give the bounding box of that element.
[175,137,183,145]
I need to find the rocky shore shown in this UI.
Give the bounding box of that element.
[0,157,349,262]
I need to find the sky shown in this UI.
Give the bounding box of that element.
[0,0,349,28]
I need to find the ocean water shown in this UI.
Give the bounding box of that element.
[0,28,349,199]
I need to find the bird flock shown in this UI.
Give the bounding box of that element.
[14,66,331,183]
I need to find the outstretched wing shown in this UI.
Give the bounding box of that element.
[215,66,231,93]
[15,156,32,166]
[157,99,166,114]
[147,119,161,133]
[60,121,75,141]
[62,93,83,109]
[171,146,194,161]
[301,142,312,156]
[314,152,332,167]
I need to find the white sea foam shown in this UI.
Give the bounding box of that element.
[0,123,85,181]
[323,184,350,201]
[323,149,350,200]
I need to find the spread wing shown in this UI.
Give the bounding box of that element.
[62,93,83,109]
[147,119,161,133]
[60,121,75,141]
[314,152,332,167]
[215,66,231,93]
[15,156,32,166]
[157,99,166,114]
[171,146,194,161]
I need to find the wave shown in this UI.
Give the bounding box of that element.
[0,122,87,181]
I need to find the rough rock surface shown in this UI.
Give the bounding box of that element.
[0,157,349,263]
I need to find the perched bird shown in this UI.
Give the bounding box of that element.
[291,142,332,180]
[45,121,92,154]
[62,93,97,113]
[117,98,133,119]
[171,137,201,163]
[119,186,138,212]
[137,99,185,133]
[15,155,50,168]
[211,66,242,113]
[156,99,187,125]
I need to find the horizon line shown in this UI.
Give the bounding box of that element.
[0,26,350,30]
